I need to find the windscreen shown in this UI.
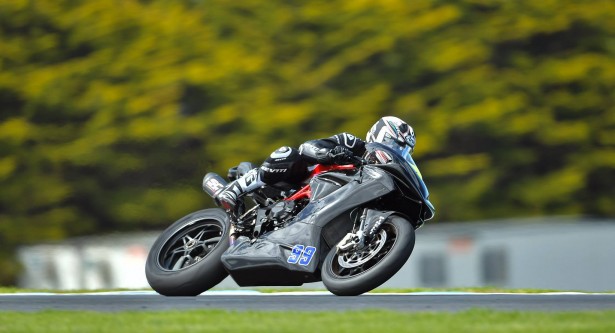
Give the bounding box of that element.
[368,141,430,201]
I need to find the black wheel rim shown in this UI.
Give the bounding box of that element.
[330,222,398,278]
[157,220,224,271]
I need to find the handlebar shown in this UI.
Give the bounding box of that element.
[349,155,366,167]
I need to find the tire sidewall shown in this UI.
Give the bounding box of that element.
[145,208,231,296]
[321,216,415,296]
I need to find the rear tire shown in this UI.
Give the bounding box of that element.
[321,216,415,296]
[145,208,230,296]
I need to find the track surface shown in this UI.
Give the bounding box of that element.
[1,292,615,312]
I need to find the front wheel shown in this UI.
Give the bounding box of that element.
[321,216,415,296]
[145,208,231,296]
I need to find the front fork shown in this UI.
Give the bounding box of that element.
[337,208,369,252]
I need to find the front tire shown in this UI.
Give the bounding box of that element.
[145,208,230,296]
[321,216,415,296]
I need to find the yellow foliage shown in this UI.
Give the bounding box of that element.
[0,157,17,180]
[538,121,590,144]
[424,154,491,177]
[423,39,490,72]
[0,118,31,143]
[513,167,585,207]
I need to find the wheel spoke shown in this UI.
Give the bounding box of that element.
[202,236,221,246]
[193,229,206,241]
[159,221,225,271]
[171,247,186,255]
[196,236,221,251]
[171,255,189,270]
[350,266,363,276]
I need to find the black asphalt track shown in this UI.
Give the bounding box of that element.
[1,292,615,312]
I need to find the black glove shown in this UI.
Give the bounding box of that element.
[328,146,355,164]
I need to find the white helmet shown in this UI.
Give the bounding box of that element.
[366,116,416,154]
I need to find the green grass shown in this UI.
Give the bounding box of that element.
[0,309,614,333]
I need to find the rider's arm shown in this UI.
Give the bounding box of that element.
[298,133,366,164]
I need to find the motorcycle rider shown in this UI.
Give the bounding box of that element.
[214,116,416,213]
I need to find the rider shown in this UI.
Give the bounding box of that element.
[214,116,416,213]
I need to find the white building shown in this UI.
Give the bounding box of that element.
[17,233,157,290]
[385,217,615,291]
[17,217,615,291]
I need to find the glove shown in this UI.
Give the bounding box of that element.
[328,146,355,164]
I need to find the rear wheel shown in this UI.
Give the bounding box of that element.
[321,216,415,296]
[145,208,230,296]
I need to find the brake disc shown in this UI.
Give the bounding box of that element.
[337,229,387,268]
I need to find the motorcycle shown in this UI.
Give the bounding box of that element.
[145,143,435,296]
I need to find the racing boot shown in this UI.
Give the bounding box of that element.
[214,168,264,214]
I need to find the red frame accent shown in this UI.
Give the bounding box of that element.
[284,164,356,201]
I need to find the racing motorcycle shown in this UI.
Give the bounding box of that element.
[145,143,435,296]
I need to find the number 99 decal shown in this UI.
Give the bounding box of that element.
[287,245,317,266]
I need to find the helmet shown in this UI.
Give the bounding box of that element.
[366,116,416,154]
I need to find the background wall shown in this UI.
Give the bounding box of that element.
[17,218,615,292]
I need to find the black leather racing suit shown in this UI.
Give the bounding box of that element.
[259,132,366,186]
[215,133,366,211]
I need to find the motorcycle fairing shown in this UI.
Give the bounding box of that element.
[220,222,324,286]
[362,209,397,240]
[294,166,395,228]
[366,143,435,222]
[220,166,396,286]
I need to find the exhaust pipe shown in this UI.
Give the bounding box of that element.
[202,172,228,198]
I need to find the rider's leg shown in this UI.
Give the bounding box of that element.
[215,168,264,212]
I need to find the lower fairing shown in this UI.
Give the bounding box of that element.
[221,221,326,286]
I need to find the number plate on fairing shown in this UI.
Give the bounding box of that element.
[287,245,317,266]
